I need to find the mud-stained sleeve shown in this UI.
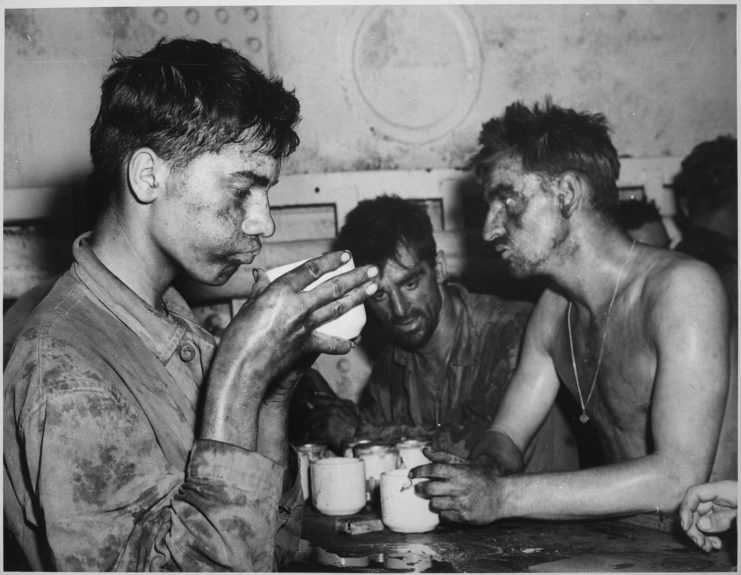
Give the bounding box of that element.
[23,388,288,571]
[125,439,286,572]
[273,447,304,568]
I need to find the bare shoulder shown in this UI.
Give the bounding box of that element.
[632,246,729,327]
[525,285,569,350]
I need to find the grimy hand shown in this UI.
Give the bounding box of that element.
[223,251,379,390]
[410,449,506,525]
[200,252,378,450]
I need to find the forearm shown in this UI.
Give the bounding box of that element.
[469,429,525,474]
[259,403,300,493]
[498,454,710,520]
[199,336,272,449]
[258,403,290,465]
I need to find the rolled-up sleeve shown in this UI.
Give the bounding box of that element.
[116,439,293,571]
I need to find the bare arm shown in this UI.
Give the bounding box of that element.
[499,264,730,520]
[412,290,565,523]
[467,290,564,473]
[414,262,731,523]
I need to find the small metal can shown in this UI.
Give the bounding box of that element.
[395,438,432,469]
[354,442,399,507]
[342,438,373,458]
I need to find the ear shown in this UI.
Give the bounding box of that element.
[434,250,447,283]
[555,171,585,218]
[127,148,165,204]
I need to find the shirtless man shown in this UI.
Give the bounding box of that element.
[298,195,576,473]
[411,99,734,523]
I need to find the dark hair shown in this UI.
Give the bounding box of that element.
[673,136,737,216]
[469,98,621,218]
[335,195,437,269]
[616,198,662,231]
[90,37,301,201]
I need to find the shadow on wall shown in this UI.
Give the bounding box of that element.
[3,172,94,308]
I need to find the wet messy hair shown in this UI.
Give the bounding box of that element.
[335,194,437,269]
[673,135,737,216]
[90,37,301,202]
[469,98,621,219]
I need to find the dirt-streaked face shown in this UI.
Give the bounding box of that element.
[481,156,569,278]
[367,243,443,350]
[153,141,279,285]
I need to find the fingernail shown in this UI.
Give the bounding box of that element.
[341,251,351,262]
[698,517,712,530]
[367,266,379,278]
[366,283,378,295]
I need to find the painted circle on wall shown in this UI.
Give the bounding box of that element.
[341,5,482,144]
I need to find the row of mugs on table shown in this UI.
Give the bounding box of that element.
[295,439,439,533]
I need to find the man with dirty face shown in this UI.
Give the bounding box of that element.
[411,100,736,524]
[299,195,578,474]
[4,38,379,571]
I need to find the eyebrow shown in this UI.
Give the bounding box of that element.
[485,183,516,202]
[228,170,278,188]
[392,264,424,285]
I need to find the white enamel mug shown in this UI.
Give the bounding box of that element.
[265,257,366,339]
[380,468,440,533]
[310,457,366,516]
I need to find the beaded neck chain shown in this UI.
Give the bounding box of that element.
[567,240,636,424]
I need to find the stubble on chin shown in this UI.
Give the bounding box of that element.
[203,261,241,286]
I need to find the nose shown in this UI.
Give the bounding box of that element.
[482,201,505,242]
[242,192,275,238]
[389,288,409,318]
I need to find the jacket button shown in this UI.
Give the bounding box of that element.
[179,343,196,362]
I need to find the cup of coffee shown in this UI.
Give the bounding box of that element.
[380,468,439,533]
[310,457,366,516]
[265,257,366,340]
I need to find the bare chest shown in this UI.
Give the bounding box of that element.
[553,316,657,461]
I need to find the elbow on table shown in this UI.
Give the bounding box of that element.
[659,462,713,513]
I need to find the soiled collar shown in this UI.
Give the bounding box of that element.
[71,232,210,364]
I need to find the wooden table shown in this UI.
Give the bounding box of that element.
[286,508,736,572]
